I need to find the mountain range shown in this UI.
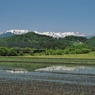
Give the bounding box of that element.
[0,31,87,48]
[0,29,94,57]
[0,30,95,50]
[0,30,28,38]
[0,29,88,38]
[34,31,85,38]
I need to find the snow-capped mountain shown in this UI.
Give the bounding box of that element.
[0,29,29,38]
[0,29,91,38]
[0,32,4,35]
[34,31,85,38]
[86,33,95,39]
[6,29,29,34]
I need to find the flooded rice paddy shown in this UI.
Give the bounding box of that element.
[0,65,95,95]
[0,65,95,85]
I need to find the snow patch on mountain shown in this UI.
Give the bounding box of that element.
[6,29,29,34]
[0,30,90,38]
[0,32,4,35]
[34,31,85,38]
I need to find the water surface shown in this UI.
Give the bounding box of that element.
[0,65,95,85]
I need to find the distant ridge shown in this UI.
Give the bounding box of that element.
[0,32,15,38]
[34,31,85,38]
[0,29,94,38]
[6,29,29,34]
[0,32,87,48]
[0,29,29,38]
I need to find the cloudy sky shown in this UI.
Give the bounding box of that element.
[0,0,95,34]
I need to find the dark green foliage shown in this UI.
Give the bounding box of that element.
[0,47,18,56]
[0,32,57,48]
[64,48,70,54]
[0,32,87,49]
[19,51,24,56]
[44,49,64,55]
[75,49,82,54]
[8,48,18,56]
[81,48,91,53]
[64,35,87,42]
[85,36,95,47]
[63,44,91,54]
[0,32,94,55]
[0,47,8,56]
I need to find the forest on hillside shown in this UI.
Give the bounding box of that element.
[0,32,95,56]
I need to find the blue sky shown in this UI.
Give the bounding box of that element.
[0,0,95,34]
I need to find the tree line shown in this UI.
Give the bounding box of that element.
[0,32,88,49]
[0,45,93,56]
[0,32,95,56]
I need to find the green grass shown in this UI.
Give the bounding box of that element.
[33,52,95,58]
[0,53,95,71]
[27,51,95,58]
[0,56,95,64]
[0,62,52,71]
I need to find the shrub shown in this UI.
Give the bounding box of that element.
[75,49,82,54]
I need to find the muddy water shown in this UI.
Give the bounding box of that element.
[0,65,95,85]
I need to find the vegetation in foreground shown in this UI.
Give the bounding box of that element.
[0,80,95,95]
[0,32,95,56]
[0,57,95,95]
[0,62,52,71]
[0,46,94,56]
[0,33,95,95]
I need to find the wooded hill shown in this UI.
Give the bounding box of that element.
[0,32,87,49]
[0,32,95,56]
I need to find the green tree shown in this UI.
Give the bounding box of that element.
[0,47,9,56]
[8,48,18,56]
[75,49,82,54]
[64,48,70,54]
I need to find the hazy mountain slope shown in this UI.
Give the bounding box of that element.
[0,30,86,38]
[0,32,15,38]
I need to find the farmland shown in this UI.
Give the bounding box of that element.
[0,56,95,95]
[0,80,95,95]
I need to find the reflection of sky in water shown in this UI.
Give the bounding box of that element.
[35,65,95,74]
[0,65,95,85]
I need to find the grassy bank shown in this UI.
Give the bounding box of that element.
[0,53,95,71]
[0,62,52,71]
[33,52,95,58]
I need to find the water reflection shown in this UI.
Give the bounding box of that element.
[0,65,95,85]
[35,65,95,75]
[0,66,27,74]
[6,70,28,73]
